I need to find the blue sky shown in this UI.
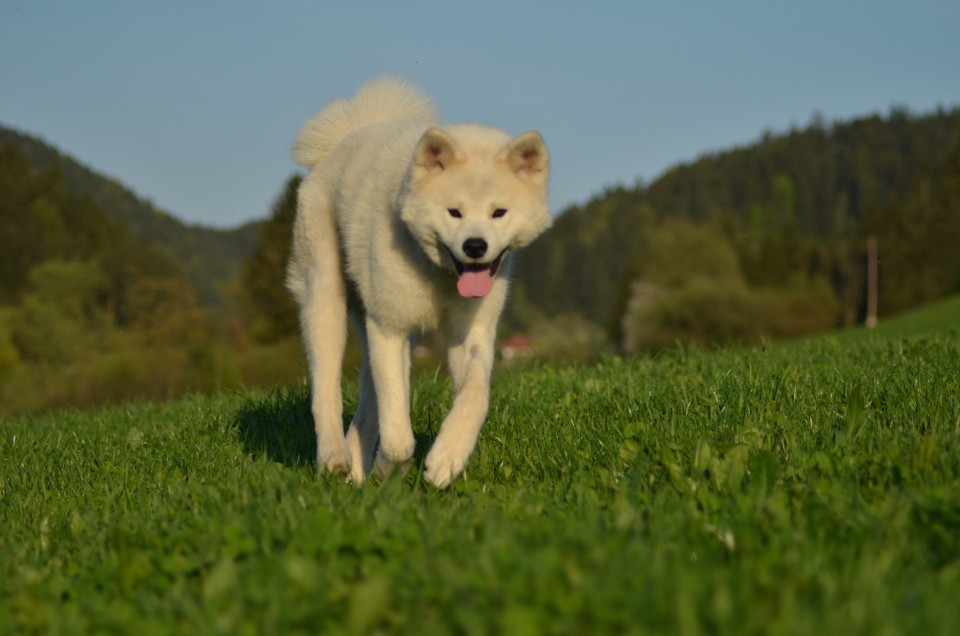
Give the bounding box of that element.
[2,0,958,228]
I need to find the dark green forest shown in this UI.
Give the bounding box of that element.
[0,128,298,415]
[0,127,261,305]
[1,105,958,414]
[510,107,960,353]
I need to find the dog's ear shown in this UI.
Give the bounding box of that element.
[503,131,549,187]
[414,128,460,177]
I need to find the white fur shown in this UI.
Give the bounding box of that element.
[287,77,550,488]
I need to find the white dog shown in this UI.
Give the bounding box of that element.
[287,77,551,488]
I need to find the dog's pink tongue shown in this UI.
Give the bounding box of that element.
[457,270,493,298]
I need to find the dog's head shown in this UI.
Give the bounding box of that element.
[400,125,551,298]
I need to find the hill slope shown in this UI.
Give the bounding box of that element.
[2,322,958,633]
[511,106,960,333]
[833,293,960,341]
[0,125,262,304]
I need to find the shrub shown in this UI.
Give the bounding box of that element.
[520,313,608,365]
[625,278,841,353]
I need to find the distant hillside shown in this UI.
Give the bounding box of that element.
[511,106,960,332]
[833,293,960,342]
[0,125,262,304]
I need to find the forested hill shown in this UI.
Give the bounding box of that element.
[511,106,960,340]
[0,125,261,304]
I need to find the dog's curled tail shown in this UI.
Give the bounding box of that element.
[292,76,437,168]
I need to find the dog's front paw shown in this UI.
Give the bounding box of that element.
[317,443,352,476]
[372,434,415,479]
[424,442,471,489]
[373,450,413,479]
[316,422,353,476]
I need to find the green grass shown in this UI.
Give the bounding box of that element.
[834,293,960,341]
[2,322,959,634]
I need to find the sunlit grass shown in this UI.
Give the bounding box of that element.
[2,322,958,634]
[835,293,960,341]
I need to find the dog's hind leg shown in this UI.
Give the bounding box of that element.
[296,192,351,475]
[345,319,379,484]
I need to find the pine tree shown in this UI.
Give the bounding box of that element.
[240,175,301,343]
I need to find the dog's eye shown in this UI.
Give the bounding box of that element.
[447,208,462,218]
[492,208,508,219]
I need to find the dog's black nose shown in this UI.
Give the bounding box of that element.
[462,238,487,259]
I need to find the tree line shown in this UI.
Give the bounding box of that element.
[0,126,260,306]
[508,106,960,354]
[0,141,237,413]
[2,104,958,413]
[0,137,314,415]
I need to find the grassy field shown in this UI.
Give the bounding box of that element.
[1,309,959,634]
[815,294,959,344]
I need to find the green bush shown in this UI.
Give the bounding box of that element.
[8,260,113,363]
[762,279,840,337]
[524,313,608,365]
[650,277,767,347]
[0,310,20,379]
[625,278,841,352]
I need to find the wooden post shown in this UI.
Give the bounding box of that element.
[865,235,878,328]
